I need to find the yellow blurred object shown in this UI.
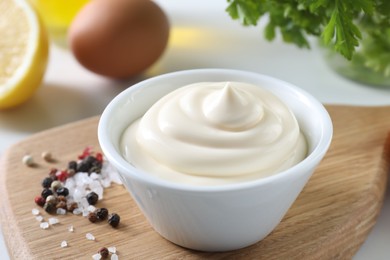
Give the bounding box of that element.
[0,0,49,109]
[29,0,89,46]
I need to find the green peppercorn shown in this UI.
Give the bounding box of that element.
[108,213,120,228]
[86,191,99,205]
[95,208,109,220]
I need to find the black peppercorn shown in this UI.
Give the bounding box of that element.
[68,160,77,171]
[108,213,120,228]
[98,247,109,259]
[77,155,96,173]
[41,177,53,188]
[56,187,69,197]
[95,208,108,220]
[86,191,99,205]
[43,201,56,214]
[41,188,53,199]
[88,212,98,223]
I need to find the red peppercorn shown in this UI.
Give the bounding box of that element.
[95,152,103,163]
[56,170,68,182]
[78,147,92,159]
[98,247,109,259]
[34,196,45,207]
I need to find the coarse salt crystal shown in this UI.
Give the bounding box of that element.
[48,217,59,225]
[56,208,67,215]
[73,208,82,215]
[40,222,49,229]
[92,253,102,260]
[35,215,43,222]
[86,233,95,241]
[31,208,40,215]
[111,253,119,260]
[61,240,68,248]
[68,225,74,232]
[87,205,96,212]
[108,246,116,254]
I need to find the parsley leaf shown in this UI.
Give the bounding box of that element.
[225,0,378,60]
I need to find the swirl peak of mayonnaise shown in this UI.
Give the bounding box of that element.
[121,81,307,185]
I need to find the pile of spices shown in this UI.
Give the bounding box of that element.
[31,147,122,258]
[33,147,122,227]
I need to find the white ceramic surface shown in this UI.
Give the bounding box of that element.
[98,69,333,251]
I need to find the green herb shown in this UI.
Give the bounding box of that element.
[226,0,390,76]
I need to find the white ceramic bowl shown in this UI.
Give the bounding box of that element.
[98,69,333,252]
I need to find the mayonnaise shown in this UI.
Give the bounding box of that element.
[121,82,307,185]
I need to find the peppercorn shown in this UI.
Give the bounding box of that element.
[50,180,62,192]
[86,192,99,205]
[98,247,109,259]
[88,212,98,223]
[43,201,56,214]
[67,202,78,212]
[56,201,67,210]
[22,155,34,166]
[57,195,67,202]
[77,156,96,173]
[41,177,53,188]
[41,151,53,162]
[46,195,57,204]
[56,170,68,182]
[34,196,45,207]
[108,213,120,228]
[68,161,77,171]
[95,208,109,220]
[48,168,58,180]
[56,187,69,197]
[41,188,53,199]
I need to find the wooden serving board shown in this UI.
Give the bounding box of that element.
[1,105,390,260]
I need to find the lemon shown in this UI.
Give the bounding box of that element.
[0,0,49,109]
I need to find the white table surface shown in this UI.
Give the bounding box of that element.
[1,1,390,259]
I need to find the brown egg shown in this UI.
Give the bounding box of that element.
[68,0,170,78]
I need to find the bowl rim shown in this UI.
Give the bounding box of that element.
[98,68,333,193]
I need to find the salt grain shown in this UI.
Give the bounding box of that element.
[73,208,82,215]
[31,208,40,215]
[40,222,49,229]
[56,208,67,215]
[60,240,68,248]
[111,253,119,260]
[68,225,74,232]
[87,205,96,212]
[35,215,43,222]
[92,253,102,260]
[86,233,95,241]
[48,217,59,225]
[108,246,116,254]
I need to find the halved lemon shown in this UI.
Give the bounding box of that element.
[0,0,49,109]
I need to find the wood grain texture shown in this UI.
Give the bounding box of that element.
[1,105,389,260]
